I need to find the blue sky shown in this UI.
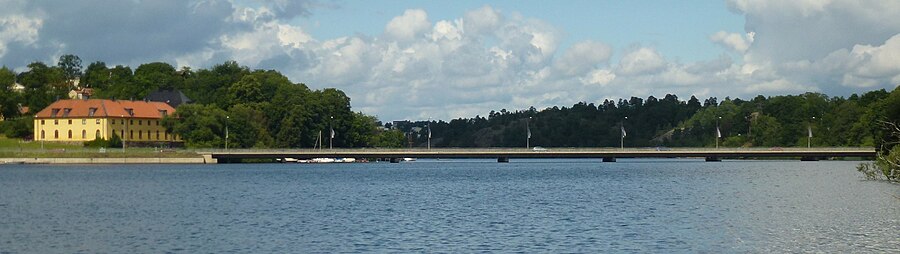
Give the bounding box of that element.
[2,0,899,121]
[298,1,745,62]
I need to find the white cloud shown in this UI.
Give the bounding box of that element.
[4,1,900,121]
[384,9,431,42]
[617,47,667,76]
[0,15,42,58]
[710,31,754,53]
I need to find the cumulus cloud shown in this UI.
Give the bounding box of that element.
[710,31,754,53]
[3,1,899,121]
[617,47,667,76]
[384,9,431,42]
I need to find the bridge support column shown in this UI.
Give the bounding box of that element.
[602,157,616,162]
[497,157,509,163]
[389,158,401,163]
[800,156,820,161]
[705,157,721,162]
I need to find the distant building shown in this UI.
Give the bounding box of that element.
[12,82,24,93]
[145,89,192,108]
[68,87,93,100]
[33,99,181,143]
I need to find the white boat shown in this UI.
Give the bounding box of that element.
[311,158,336,163]
[402,158,416,162]
[341,158,356,163]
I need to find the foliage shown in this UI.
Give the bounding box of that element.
[2,116,34,139]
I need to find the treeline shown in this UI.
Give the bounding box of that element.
[395,89,899,149]
[0,55,407,148]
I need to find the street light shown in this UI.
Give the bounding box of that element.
[621,116,628,150]
[808,116,816,148]
[225,115,229,151]
[716,116,722,149]
[329,116,334,149]
[121,114,126,151]
[526,117,532,149]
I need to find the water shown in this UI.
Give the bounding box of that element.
[0,159,897,252]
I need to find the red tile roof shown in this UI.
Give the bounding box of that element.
[34,99,176,119]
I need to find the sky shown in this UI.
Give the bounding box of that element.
[1,0,899,121]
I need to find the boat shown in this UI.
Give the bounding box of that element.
[311,158,336,163]
[402,158,416,162]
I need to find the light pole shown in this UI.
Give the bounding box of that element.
[329,116,334,149]
[121,114,126,151]
[526,117,532,149]
[746,114,753,138]
[621,116,628,150]
[716,116,722,149]
[808,116,815,148]
[225,115,229,151]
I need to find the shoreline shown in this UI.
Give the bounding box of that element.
[0,157,212,164]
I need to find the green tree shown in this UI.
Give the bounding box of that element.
[57,54,83,81]
[163,104,227,148]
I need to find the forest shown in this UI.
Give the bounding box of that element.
[3,54,900,154]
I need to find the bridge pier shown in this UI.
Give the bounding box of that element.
[602,157,616,162]
[705,156,721,162]
[497,157,509,163]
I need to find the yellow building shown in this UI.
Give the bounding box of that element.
[33,99,181,143]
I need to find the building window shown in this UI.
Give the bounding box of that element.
[54,130,58,139]
[121,119,125,125]
[41,120,45,125]
[156,131,160,140]
[130,130,134,139]
[54,119,58,125]
[51,109,59,117]
[41,130,45,139]
[96,119,100,124]
[68,130,72,139]
[156,120,159,126]
[82,119,86,125]
[130,120,134,125]
[139,131,143,139]
[121,130,124,139]
[138,120,142,125]
[68,119,72,125]
[82,130,86,139]
[88,108,97,117]
[95,130,101,139]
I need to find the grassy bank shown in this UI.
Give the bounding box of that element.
[0,135,199,158]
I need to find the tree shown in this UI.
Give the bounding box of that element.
[163,104,227,148]
[81,61,109,89]
[134,62,178,97]
[0,67,20,119]
[57,54,83,81]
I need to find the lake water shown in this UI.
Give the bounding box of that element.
[0,159,898,253]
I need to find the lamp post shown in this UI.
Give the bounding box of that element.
[225,115,229,151]
[329,116,334,149]
[716,116,722,149]
[621,116,628,150]
[808,116,816,148]
[526,117,532,149]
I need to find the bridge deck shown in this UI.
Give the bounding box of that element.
[206,148,876,160]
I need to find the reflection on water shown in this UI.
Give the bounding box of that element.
[0,159,897,252]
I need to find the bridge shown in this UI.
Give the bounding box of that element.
[202,147,876,163]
